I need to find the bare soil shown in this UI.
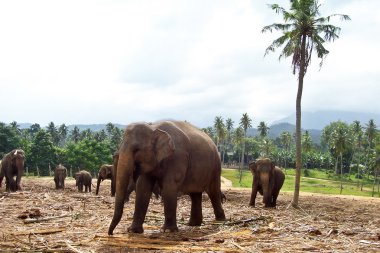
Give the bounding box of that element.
[1,177,380,252]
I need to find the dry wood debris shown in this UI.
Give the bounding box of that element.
[0,177,380,252]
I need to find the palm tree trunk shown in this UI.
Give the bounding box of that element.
[340,152,343,194]
[292,34,306,208]
[239,133,246,184]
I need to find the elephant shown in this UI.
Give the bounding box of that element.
[0,149,25,191]
[96,164,114,195]
[74,170,92,193]
[249,158,285,208]
[54,164,67,190]
[112,151,161,202]
[108,120,226,235]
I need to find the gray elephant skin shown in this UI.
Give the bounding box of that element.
[249,158,285,208]
[108,120,226,235]
[0,149,25,191]
[111,152,161,202]
[75,170,92,192]
[54,164,67,190]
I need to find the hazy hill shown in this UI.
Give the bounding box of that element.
[247,122,321,144]
[273,110,380,130]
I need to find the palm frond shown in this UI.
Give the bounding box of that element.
[262,23,293,33]
[316,24,341,42]
[264,34,290,56]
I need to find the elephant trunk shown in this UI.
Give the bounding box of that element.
[108,152,133,235]
[260,173,272,207]
[96,175,101,195]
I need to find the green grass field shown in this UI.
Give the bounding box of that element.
[221,168,379,197]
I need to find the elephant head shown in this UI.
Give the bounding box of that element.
[96,164,113,195]
[250,158,275,207]
[108,123,175,235]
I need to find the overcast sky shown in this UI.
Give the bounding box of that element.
[0,0,378,128]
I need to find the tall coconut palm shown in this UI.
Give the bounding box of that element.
[365,119,377,149]
[280,131,292,169]
[214,116,226,156]
[331,125,351,194]
[257,121,270,139]
[351,120,363,187]
[225,118,235,163]
[263,0,350,207]
[239,113,252,183]
[302,130,313,172]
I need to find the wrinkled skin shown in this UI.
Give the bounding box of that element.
[108,120,226,235]
[249,158,285,208]
[54,164,67,190]
[75,170,92,193]
[96,164,114,195]
[112,151,161,202]
[0,149,25,191]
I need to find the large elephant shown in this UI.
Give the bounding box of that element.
[74,170,92,193]
[0,149,25,191]
[54,164,67,190]
[249,158,285,208]
[108,120,226,235]
[96,164,114,195]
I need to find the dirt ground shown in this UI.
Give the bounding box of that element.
[1,178,380,252]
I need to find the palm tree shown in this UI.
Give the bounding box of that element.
[239,113,252,168]
[280,131,292,169]
[331,125,351,194]
[225,118,234,163]
[263,0,350,207]
[214,116,226,156]
[366,119,377,149]
[302,130,313,173]
[351,121,363,187]
[257,121,270,139]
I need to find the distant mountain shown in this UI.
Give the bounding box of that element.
[247,122,321,144]
[273,110,380,130]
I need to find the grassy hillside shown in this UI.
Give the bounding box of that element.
[222,168,378,197]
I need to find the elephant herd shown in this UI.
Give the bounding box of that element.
[0,120,285,236]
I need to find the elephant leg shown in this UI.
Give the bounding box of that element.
[128,176,154,233]
[161,190,179,232]
[249,182,259,207]
[188,192,203,226]
[89,183,91,192]
[207,189,226,221]
[271,189,280,207]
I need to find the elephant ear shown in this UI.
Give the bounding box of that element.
[153,129,175,163]
[249,161,257,174]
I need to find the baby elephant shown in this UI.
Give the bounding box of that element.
[54,164,67,190]
[249,158,285,208]
[75,170,92,193]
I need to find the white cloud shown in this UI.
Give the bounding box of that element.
[0,0,378,128]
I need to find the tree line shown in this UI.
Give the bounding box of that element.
[0,121,123,177]
[204,114,380,194]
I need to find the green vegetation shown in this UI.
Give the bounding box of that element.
[222,168,377,197]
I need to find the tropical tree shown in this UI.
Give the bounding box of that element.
[46,122,60,146]
[69,126,81,143]
[263,0,350,207]
[58,123,68,147]
[351,121,363,186]
[0,122,21,156]
[257,121,270,139]
[225,118,234,161]
[302,130,313,173]
[280,131,292,168]
[214,116,226,156]
[28,129,56,176]
[330,124,351,194]
[239,113,252,183]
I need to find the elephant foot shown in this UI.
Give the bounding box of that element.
[161,224,178,232]
[249,202,255,207]
[188,218,202,226]
[128,225,144,234]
